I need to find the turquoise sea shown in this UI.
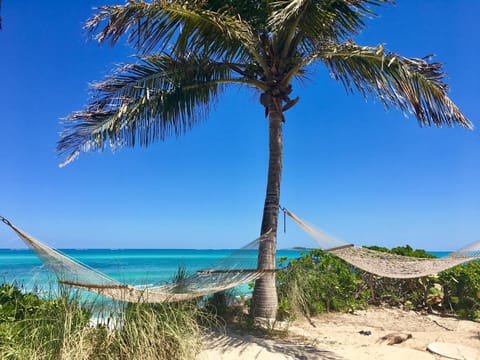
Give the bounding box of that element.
[429,251,451,258]
[0,248,303,294]
[0,248,451,296]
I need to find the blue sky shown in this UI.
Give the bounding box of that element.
[1,1,479,251]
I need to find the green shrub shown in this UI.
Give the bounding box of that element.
[439,261,480,319]
[277,246,480,320]
[360,272,441,310]
[361,245,480,318]
[276,250,367,320]
[360,245,440,310]
[366,245,436,259]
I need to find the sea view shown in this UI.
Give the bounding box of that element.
[0,248,451,294]
[0,248,304,293]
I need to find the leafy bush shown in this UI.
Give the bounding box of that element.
[439,261,480,319]
[360,272,440,310]
[366,245,436,259]
[360,245,440,310]
[276,250,367,320]
[360,245,480,318]
[277,245,480,320]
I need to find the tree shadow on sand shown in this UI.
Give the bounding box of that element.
[202,330,344,360]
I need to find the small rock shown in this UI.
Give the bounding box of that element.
[359,330,372,336]
[377,332,412,345]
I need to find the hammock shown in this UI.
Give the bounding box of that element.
[0,216,269,303]
[2,209,479,302]
[284,209,480,278]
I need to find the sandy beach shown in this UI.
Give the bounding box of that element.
[199,307,480,359]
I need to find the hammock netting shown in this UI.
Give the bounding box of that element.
[2,209,480,302]
[1,216,268,302]
[284,209,480,278]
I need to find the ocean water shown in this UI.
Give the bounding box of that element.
[0,248,451,297]
[0,248,302,294]
[429,251,451,258]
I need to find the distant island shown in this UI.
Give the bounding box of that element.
[282,247,315,251]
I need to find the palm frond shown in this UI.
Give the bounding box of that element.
[86,1,263,65]
[205,0,272,32]
[269,0,393,44]
[58,54,249,166]
[320,42,472,129]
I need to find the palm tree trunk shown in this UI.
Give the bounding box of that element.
[251,96,283,319]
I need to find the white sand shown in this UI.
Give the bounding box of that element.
[199,307,480,360]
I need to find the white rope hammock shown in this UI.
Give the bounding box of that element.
[284,208,480,279]
[0,216,269,303]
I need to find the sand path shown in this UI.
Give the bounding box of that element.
[199,307,480,359]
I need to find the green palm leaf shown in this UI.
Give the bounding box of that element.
[269,0,393,45]
[58,54,247,167]
[320,42,472,128]
[87,1,262,65]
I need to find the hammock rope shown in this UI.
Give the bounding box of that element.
[0,215,267,303]
[283,208,480,279]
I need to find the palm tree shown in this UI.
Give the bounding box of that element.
[58,0,472,319]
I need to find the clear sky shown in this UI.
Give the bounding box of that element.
[1,1,479,251]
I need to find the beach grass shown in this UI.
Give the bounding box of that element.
[0,283,213,360]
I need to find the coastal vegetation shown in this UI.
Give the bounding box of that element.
[276,247,480,321]
[0,284,209,360]
[439,261,480,319]
[276,250,368,319]
[57,0,472,319]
